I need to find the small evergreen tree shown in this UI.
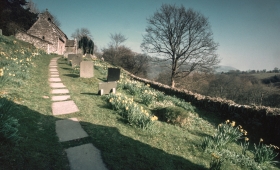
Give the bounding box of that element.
[78,36,94,55]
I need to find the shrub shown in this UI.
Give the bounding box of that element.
[105,93,156,130]
[201,120,279,170]
[154,106,190,126]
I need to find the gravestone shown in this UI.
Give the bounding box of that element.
[80,61,94,78]
[72,55,83,67]
[68,54,83,67]
[98,82,117,95]
[0,29,2,35]
[85,54,92,59]
[67,54,76,64]
[107,68,120,82]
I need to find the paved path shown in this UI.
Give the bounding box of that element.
[49,57,107,170]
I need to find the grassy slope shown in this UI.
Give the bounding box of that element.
[57,58,280,170]
[0,35,279,169]
[0,36,69,169]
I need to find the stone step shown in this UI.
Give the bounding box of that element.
[50,71,59,75]
[52,100,79,115]
[50,83,66,88]
[49,78,62,82]
[65,143,108,170]
[56,118,88,142]
[52,95,71,101]
[49,68,58,72]
[51,89,69,94]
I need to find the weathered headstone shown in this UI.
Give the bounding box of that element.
[67,54,76,64]
[107,68,120,82]
[0,29,2,36]
[71,55,83,68]
[84,54,92,59]
[98,82,117,95]
[80,61,94,78]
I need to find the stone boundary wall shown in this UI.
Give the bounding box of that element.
[127,72,280,146]
[15,31,53,53]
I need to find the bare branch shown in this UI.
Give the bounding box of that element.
[141,4,219,87]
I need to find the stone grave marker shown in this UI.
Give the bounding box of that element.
[67,54,80,65]
[85,54,92,59]
[107,68,120,82]
[80,61,94,78]
[0,29,2,35]
[71,55,83,68]
[98,82,117,95]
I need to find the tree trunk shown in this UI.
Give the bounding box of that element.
[171,69,176,88]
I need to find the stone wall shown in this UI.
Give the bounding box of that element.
[25,12,67,55]
[126,72,280,146]
[15,31,53,53]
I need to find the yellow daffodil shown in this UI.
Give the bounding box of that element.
[245,137,249,141]
[0,68,3,77]
[211,153,219,159]
[260,138,263,142]
[226,120,230,123]
[231,121,235,127]
[151,116,158,121]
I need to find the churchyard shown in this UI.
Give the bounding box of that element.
[0,35,280,169]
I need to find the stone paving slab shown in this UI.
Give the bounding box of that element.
[52,100,79,115]
[49,65,57,68]
[50,71,59,75]
[56,118,88,142]
[50,74,59,77]
[52,95,71,101]
[51,89,69,94]
[65,143,107,170]
[49,78,62,82]
[50,83,65,88]
[49,68,58,72]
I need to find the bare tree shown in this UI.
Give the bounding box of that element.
[109,33,127,48]
[26,0,40,14]
[71,28,92,40]
[141,4,220,87]
[103,33,127,65]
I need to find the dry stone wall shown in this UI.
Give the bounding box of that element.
[127,72,280,146]
[15,31,52,52]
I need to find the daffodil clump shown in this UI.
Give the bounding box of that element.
[93,59,109,75]
[106,93,157,130]
[202,120,279,169]
[140,86,157,106]
[0,36,45,86]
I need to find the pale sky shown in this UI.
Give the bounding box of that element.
[31,0,280,71]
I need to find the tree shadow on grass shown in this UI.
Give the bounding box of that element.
[80,92,99,96]
[0,98,69,170]
[98,77,107,82]
[63,74,79,78]
[0,97,208,170]
[61,67,73,71]
[80,122,208,170]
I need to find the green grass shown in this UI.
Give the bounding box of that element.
[1,35,279,169]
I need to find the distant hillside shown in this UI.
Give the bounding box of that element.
[215,65,237,73]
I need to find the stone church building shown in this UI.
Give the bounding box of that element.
[15,10,76,55]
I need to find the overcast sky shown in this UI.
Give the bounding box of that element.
[31,0,280,71]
